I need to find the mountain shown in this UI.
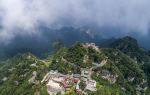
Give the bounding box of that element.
[50,43,149,95]
[0,53,50,95]
[104,36,150,90]
[0,38,150,95]
[0,27,105,58]
[104,36,150,62]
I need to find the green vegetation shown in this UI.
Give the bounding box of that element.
[0,37,150,95]
[0,53,49,95]
[79,80,86,91]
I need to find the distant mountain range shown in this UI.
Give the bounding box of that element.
[0,26,104,58]
[0,27,149,58]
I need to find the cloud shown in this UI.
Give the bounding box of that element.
[0,0,150,42]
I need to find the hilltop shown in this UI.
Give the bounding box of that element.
[0,37,150,95]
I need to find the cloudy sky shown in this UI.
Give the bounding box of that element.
[0,0,150,46]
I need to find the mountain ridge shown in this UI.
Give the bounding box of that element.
[0,37,150,95]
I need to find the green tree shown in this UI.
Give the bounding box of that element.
[79,80,86,91]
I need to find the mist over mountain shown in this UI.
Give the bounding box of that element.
[0,26,149,58]
[0,27,104,57]
[0,0,150,57]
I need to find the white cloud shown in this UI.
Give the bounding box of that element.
[0,0,150,42]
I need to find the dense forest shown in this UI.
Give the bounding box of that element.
[0,37,150,95]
